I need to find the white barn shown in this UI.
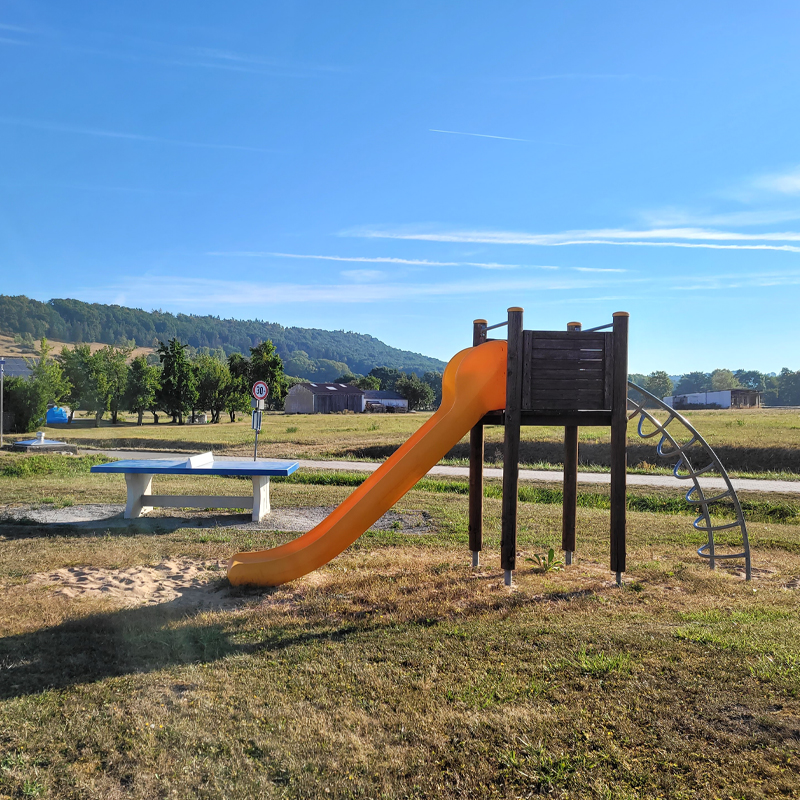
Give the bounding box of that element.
[662,389,761,410]
[363,390,409,412]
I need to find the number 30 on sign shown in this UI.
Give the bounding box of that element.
[252,381,269,400]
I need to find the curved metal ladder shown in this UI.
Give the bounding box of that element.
[627,382,752,580]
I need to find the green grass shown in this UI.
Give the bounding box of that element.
[2,455,798,526]
[0,453,111,478]
[18,405,800,477]
[1,464,800,797]
[275,470,800,525]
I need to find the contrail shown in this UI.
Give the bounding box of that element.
[429,128,528,142]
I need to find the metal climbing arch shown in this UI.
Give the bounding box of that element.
[627,382,752,580]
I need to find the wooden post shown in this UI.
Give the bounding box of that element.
[562,321,581,565]
[469,319,487,567]
[501,307,524,586]
[610,312,629,584]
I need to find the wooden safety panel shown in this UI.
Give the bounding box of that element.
[522,330,613,411]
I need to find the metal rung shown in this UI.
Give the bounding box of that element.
[693,517,744,532]
[658,435,699,457]
[673,460,717,480]
[686,487,733,504]
[698,544,748,560]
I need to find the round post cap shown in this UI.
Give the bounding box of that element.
[612,311,630,317]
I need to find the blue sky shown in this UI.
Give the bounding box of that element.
[2,1,800,374]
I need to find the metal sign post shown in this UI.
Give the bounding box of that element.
[251,403,263,460]
[0,357,4,449]
[251,382,269,461]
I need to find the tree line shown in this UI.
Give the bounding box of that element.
[629,368,800,406]
[3,338,287,432]
[0,294,446,379]
[2,339,445,432]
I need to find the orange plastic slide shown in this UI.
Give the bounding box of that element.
[227,340,507,586]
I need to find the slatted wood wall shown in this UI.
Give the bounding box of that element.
[521,330,614,411]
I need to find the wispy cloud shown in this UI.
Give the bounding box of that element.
[346,225,800,252]
[0,37,28,45]
[206,251,559,270]
[0,117,273,153]
[176,47,347,77]
[78,272,620,308]
[639,206,800,228]
[753,166,800,195]
[341,269,386,282]
[573,267,627,273]
[75,267,800,311]
[1,179,196,195]
[0,23,346,77]
[503,73,638,82]
[429,129,529,142]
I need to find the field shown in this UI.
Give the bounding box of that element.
[1,452,799,798]
[0,333,154,361]
[24,406,800,479]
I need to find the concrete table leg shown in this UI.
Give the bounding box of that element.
[252,476,271,521]
[124,473,153,519]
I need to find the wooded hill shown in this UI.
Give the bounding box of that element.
[0,295,446,380]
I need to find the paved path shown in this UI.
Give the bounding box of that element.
[84,449,800,495]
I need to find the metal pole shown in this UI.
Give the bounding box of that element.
[0,357,4,449]
[253,428,259,461]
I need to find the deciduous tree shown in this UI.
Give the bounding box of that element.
[643,371,673,401]
[195,353,230,423]
[396,372,434,411]
[93,345,132,424]
[226,353,251,422]
[157,338,198,424]
[125,356,161,425]
[422,371,443,408]
[676,371,711,394]
[710,368,741,391]
[250,340,287,410]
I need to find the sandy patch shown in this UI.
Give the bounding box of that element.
[28,558,244,609]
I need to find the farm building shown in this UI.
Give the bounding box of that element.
[363,390,409,412]
[663,389,761,410]
[1,357,35,379]
[284,383,365,414]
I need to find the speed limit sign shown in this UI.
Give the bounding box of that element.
[252,381,269,400]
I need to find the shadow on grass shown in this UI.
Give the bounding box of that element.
[0,512,257,540]
[335,441,800,474]
[0,595,372,700]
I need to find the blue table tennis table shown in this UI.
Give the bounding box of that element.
[91,452,299,521]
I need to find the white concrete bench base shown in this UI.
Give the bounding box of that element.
[124,474,271,522]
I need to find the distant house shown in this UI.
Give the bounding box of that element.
[363,390,409,413]
[284,383,365,414]
[663,389,761,410]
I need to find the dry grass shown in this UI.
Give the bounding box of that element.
[13,405,800,478]
[0,333,154,360]
[1,467,799,798]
